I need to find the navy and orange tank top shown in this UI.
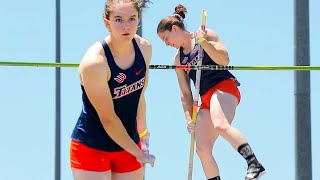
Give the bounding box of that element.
[71,38,146,152]
[180,42,236,96]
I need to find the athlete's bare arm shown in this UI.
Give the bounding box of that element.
[173,51,193,123]
[196,28,230,65]
[135,35,152,135]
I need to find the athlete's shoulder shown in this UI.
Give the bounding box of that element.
[205,28,219,41]
[79,41,108,75]
[81,42,105,64]
[134,34,152,49]
[173,49,181,65]
[133,34,152,64]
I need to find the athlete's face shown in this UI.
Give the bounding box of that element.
[158,25,183,49]
[104,3,140,41]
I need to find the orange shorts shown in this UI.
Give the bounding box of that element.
[200,78,241,109]
[70,139,142,172]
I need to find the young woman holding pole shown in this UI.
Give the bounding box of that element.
[157,4,265,180]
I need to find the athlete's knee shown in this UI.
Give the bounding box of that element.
[196,144,212,159]
[213,120,231,134]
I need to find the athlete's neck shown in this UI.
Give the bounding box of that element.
[181,31,195,53]
[106,37,134,57]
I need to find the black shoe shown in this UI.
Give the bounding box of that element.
[245,163,266,180]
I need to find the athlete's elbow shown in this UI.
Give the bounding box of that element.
[100,113,117,126]
[180,92,192,103]
[222,48,229,61]
[219,52,230,66]
[223,55,230,66]
[100,117,112,127]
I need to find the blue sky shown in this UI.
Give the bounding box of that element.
[0,0,319,179]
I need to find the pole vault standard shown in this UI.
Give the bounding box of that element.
[294,0,312,179]
[55,0,61,179]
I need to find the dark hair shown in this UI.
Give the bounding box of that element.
[103,0,152,20]
[157,4,187,33]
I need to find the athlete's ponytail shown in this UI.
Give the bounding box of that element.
[157,4,188,33]
[173,4,187,20]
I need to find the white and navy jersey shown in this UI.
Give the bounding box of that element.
[71,38,146,152]
[180,43,235,96]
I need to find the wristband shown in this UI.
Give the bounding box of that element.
[198,37,206,44]
[139,129,148,138]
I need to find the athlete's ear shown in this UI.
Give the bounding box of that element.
[137,17,141,30]
[138,16,141,24]
[172,25,178,32]
[103,16,111,32]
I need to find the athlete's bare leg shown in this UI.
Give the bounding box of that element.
[72,169,111,180]
[112,166,144,180]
